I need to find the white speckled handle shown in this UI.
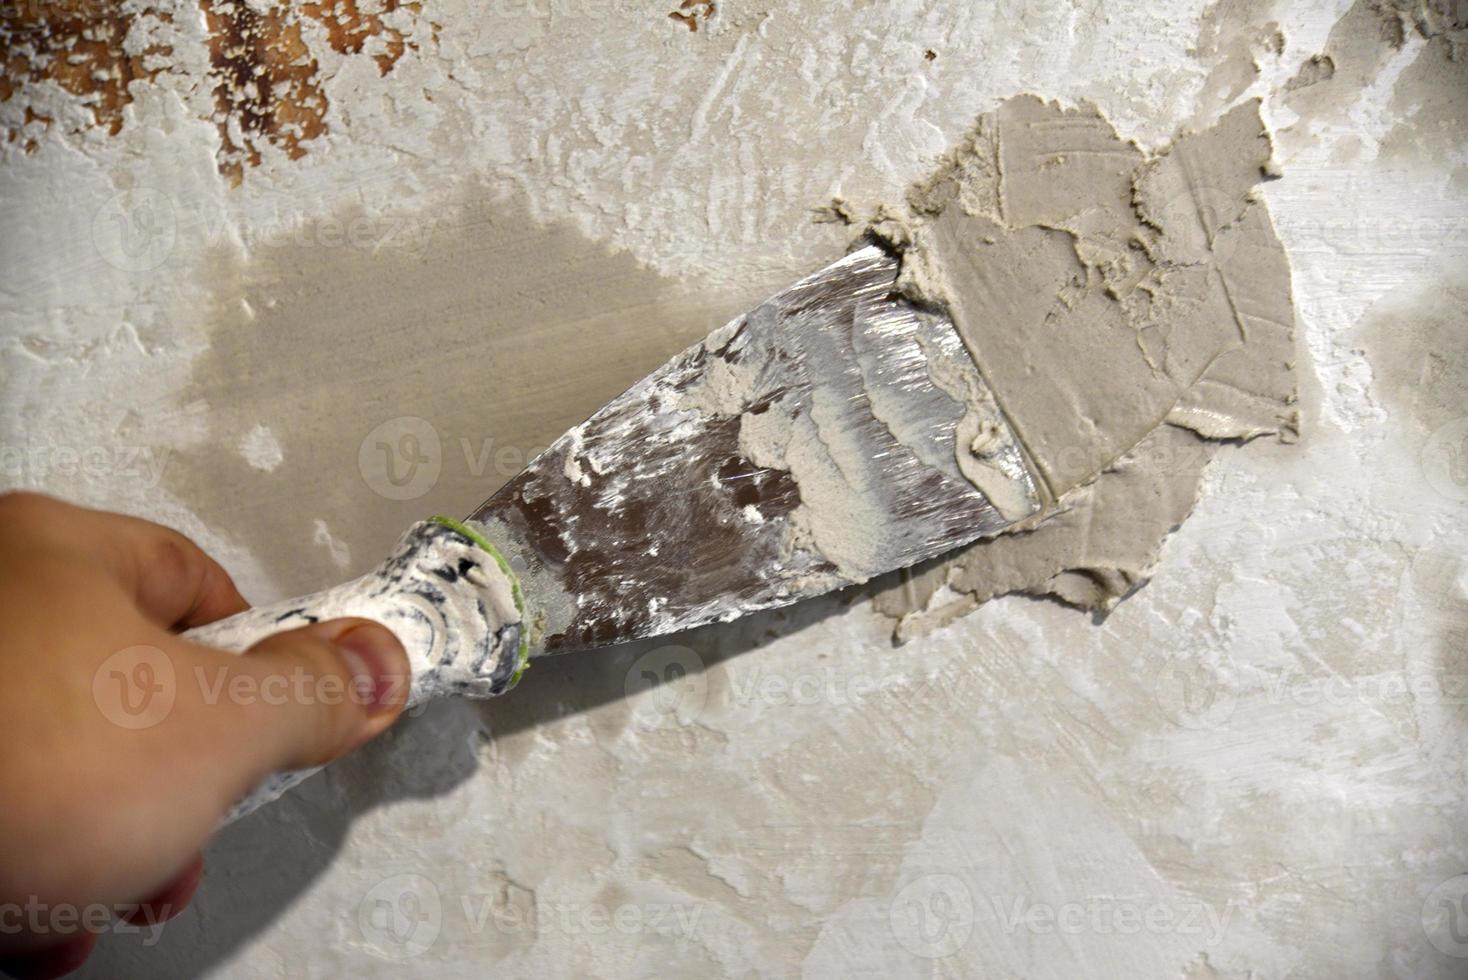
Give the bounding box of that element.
[183,519,528,823]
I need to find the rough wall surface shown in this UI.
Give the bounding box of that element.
[1,1,1465,977]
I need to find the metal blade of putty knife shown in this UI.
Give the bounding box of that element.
[188,241,1045,822]
[467,243,1041,657]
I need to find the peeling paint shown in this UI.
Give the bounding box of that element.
[0,0,175,150]
[0,0,434,181]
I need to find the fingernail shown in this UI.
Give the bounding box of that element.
[334,623,407,716]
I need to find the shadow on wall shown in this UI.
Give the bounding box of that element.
[79,184,849,976]
[85,583,857,978]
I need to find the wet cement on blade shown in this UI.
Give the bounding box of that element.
[851,96,1300,636]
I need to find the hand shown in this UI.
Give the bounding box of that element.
[0,493,412,978]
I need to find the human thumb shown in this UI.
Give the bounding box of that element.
[232,617,413,774]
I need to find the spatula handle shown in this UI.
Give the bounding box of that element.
[182,518,528,823]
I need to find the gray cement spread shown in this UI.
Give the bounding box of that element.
[851,97,1299,632]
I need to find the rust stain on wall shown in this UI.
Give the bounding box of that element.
[0,0,174,152]
[1,0,431,182]
[202,0,426,186]
[669,0,716,32]
[201,0,326,186]
[303,0,423,76]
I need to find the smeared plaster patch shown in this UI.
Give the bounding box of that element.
[1285,53,1337,90]
[1190,0,1286,116]
[310,517,351,569]
[1357,256,1468,434]
[875,424,1218,639]
[1379,9,1468,170]
[239,423,283,471]
[1281,0,1467,159]
[855,96,1298,635]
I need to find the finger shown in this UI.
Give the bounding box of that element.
[123,854,202,926]
[237,619,412,769]
[0,493,248,630]
[8,619,410,904]
[88,513,249,630]
[174,618,412,804]
[0,932,97,980]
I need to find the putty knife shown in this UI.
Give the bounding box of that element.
[185,243,1042,819]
